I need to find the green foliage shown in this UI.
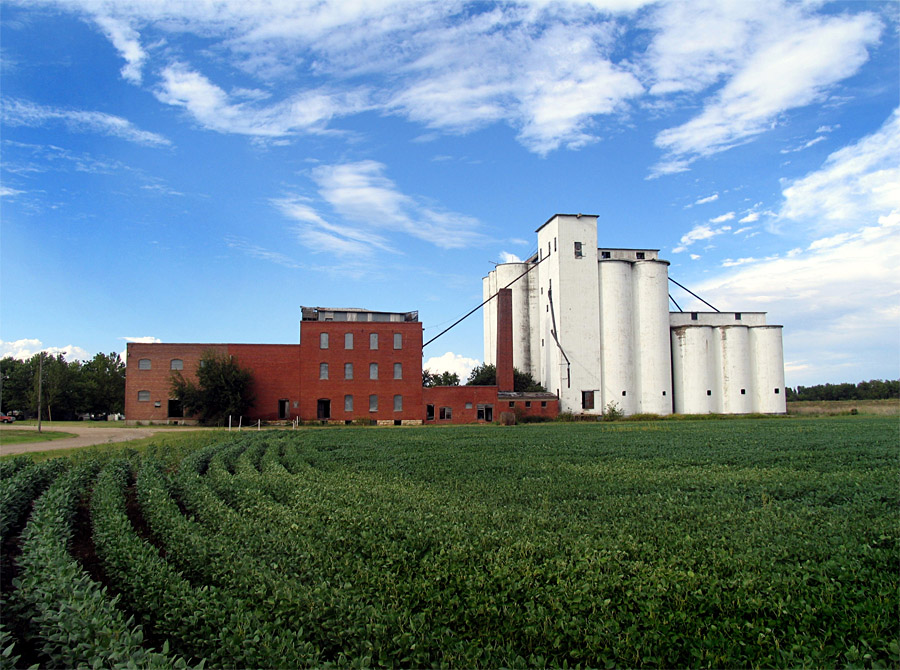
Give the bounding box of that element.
[466,363,546,392]
[0,458,68,540]
[600,400,625,421]
[786,378,899,401]
[422,369,460,387]
[0,419,897,667]
[170,349,255,426]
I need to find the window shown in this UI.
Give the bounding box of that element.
[541,401,547,408]
[439,406,452,420]
[525,401,531,408]
[426,404,435,420]
[735,313,742,320]
[691,312,699,321]
[662,391,667,396]
[320,332,329,349]
[370,333,378,349]
[393,395,403,411]
[170,359,183,371]
[740,389,746,395]
[707,389,712,396]
[622,390,627,397]
[344,395,353,412]
[393,333,402,349]
[465,402,473,409]
[393,363,402,380]
[344,363,353,380]
[509,401,515,408]
[319,363,329,380]
[168,399,183,417]
[345,333,353,349]
[476,404,493,421]
[370,363,378,380]
[774,388,780,394]
[582,390,594,410]
[574,241,583,258]
[601,251,611,259]
[554,237,557,251]
[636,251,645,260]
[369,394,378,412]
[138,390,151,402]
[138,359,151,370]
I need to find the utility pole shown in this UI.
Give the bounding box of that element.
[37,352,44,433]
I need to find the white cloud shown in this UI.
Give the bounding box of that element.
[155,63,365,138]
[499,252,522,263]
[673,221,731,251]
[739,211,760,223]
[0,186,24,197]
[1,98,170,146]
[225,236,301,269]
[779,108,900,233]
[424,351,480,381]
[0,339,90,361]
[94,15,146,83]
[693,193,719,206]
[709,212,734,223]
[651,6,882,172]
[309,160,485,249]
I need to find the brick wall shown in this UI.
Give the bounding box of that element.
[298,320,424,423]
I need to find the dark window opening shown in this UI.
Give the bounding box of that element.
[426,404,434,421]
[662,390,667,396]
[582,390,594,410]
[317,399,331,420]
[621,390,627,397]
[636,251,645,260]
[541,401,547,408]
[574,241,583,258]
[509,401,515,408]
[439,406,452,420]
[476,404,493,421]
[601,251,610,259]
[774,388,780,394]
[740,389,746,395]
[168,399,183,418]
[394,419,402,426]
[525,401,531,408]
[278,399,289,419]
[345,420,352,425]
[735,313,742,320]
[706,390,712,396]
[691,312,698,321]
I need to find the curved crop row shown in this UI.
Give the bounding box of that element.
[91,459,319,667]
[14,461,185,668]
[0,458,68,540]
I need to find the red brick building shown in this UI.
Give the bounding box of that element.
[124,303,559,426]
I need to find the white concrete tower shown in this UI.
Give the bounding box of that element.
[536,214,603,414]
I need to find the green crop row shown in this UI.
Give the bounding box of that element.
[0,458,68,540]
[13,461,186,668]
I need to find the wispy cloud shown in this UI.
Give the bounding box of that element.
[1,98,170,146]
[224,236,302,269]
[692,193,719,206]
[155,63,366,138]
[94,15,146,83]
[309,160,485,249]
[650,6,882,174]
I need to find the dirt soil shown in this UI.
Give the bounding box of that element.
[0,424,196,456]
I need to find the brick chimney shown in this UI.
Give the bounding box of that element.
[496,288,514,392]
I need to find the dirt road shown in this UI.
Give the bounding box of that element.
[0,424,194,456]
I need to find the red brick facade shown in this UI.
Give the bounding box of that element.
[124,308,559,426]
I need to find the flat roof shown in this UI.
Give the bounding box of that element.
[535,213,599,234]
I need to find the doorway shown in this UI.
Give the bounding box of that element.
[317,398,331,420]
[278,399,289,419]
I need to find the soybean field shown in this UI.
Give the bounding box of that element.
[1,417,897,668]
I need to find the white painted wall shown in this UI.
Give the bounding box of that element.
[633,260,673,414]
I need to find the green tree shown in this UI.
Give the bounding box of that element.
[423,369,460,387]
[1,356,34,415]
[466,363,546,392]
[81,352,126,415]
[170,350,255,425]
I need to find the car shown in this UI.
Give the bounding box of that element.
[0,414,15,423]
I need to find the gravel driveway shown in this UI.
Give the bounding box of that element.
[0,424,201,456]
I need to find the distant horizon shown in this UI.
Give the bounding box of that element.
[2,0,898,389]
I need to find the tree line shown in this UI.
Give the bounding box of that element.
[0,353,125,420]
[785,379,899,402]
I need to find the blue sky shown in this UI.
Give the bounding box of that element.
[1,0,897,387]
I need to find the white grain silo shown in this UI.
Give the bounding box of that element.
[598,258,635,414]
[715,325,753,414]
[633,259,673,414]
[671,325,715,414]
[750,326,787,413]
